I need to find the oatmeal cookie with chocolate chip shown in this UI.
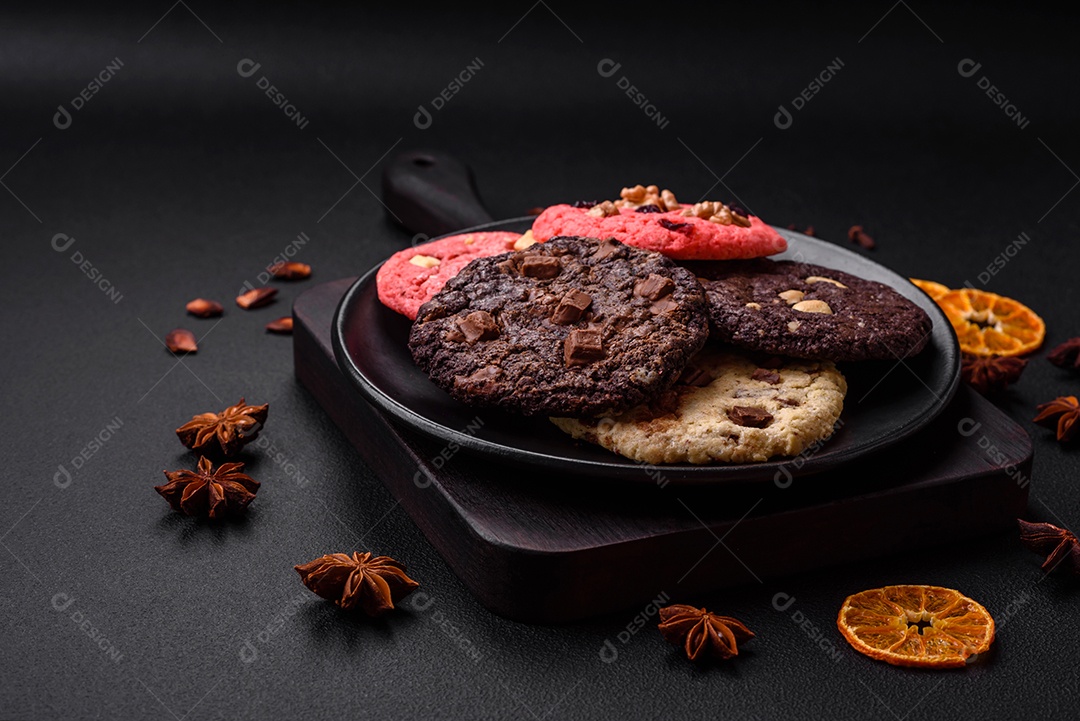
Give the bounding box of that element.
[408,236,709,418]
[551,346,846,463]
[690,259,932,361]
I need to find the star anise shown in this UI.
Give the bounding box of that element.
[1033,396,1080,442]
[295,552,420,616]
[657,604,754,662]
[155,456,260,519]
[1018,519,1080,575]
[175,398,269,457]
[1048,337,1080,371]
[961,354,1026,394]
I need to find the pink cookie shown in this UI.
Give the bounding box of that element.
[376,231,524,320]
[531,205,787,260]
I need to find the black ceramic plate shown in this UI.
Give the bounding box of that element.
[333,221,960,485]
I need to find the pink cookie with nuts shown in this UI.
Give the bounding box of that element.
[532,205,786,261]
[376,231,529,320]
[532,185,786,261]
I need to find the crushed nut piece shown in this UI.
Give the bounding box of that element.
[409,254,441,268]
[848,225,876,249]
[683,201,722,219]
[165,329,198,354]
[186,298,223,318]
[792,300,833,314]
[680,200,740,225]
[805,276,848,288]
[787,321,802,332]
[513,230,537,250]
[268,261,312,280]
[266,317,293,334]
[621,184,648,204]
[778,290,805,304]
[614,184,679,210]
[745,302,762,309]
[236,287,277,309]
[711,206,733,225]
[587,200,620,218]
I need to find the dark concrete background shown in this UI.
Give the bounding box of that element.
[2,3,1078,719]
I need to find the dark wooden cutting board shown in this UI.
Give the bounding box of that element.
[293,278,1033,624]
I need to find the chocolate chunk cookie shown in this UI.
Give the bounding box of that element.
[691,259,932,361]
[552,346,846,464]
[408,236,709,417]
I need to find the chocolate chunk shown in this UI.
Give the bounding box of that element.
[635,274,675,301]
[650,297,678,315]
[678,366,713,387]
[456,365,501,393]
[564,328,604,367]
[552,289,592,325]
[521,255,561,279]
[751,368,781,384]
[592,238,620,259]
[647,389,680,415]
[727,405,773,428]
[456,310,499,344]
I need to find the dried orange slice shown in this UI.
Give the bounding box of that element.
[935,288,1045,357]
[837,585,995,668]
[910,278,950,300]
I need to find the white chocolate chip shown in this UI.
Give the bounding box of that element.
[409,254,441,268]
[805,276,848,288]
[792,299,833,314]
[778,289,805,304]
[513,230,537,250]
[787,321,802,332]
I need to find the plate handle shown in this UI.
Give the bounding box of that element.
[381,149,495,238]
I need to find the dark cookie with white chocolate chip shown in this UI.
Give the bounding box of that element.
[690,259,932,362]
[408,236,709,418]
